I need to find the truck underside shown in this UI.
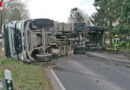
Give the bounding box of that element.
[2,18,108,62]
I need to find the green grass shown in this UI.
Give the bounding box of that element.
[0,58,52,90]
[106,47,115,51]
[106,47,130,53]
[119,48,130,53]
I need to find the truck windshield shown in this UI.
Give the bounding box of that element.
[13,29,22,54]
[3,26,11,57]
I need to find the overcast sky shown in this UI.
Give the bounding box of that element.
[22,0,96,22]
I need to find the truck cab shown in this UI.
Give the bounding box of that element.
[2,20,28,61]
[2,19,54,62]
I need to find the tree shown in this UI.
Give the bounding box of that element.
[68,7,89,23]
[0,0,30,33]
[91,0,130,48]
[115,0,130,48]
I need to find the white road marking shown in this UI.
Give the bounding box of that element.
[50,69,66,90]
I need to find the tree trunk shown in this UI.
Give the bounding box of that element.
[0,0,3,33]
[0,12,3,33]
[109,20,113,47]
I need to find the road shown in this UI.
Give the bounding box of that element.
[50,53,130,90]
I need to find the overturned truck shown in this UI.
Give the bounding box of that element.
[2,18,108,62]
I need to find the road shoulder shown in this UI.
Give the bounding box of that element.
[46,68,66,90]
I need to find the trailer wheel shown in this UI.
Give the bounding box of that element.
[74,46,86,54]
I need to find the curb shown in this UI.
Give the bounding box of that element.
[46,69,66,90]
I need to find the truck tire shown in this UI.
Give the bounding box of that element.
[74,46,86,50]
[74,50,86,54]
[88,47,97,51]
[74,46,86,54]
[35,54,52,62]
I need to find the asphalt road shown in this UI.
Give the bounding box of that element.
[52,54,130,90]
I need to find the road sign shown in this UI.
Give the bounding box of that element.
[0,0,3,12]
[4,70,14,90]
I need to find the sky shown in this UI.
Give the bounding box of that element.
[22,0,96,22]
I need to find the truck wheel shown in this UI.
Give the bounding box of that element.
[74,50,86,54]
[75,46,86,50]
[74,46,86,54]
[88,47,96,51]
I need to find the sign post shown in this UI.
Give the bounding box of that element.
[4,70,14,90]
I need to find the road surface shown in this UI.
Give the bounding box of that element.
[50,53,130,90]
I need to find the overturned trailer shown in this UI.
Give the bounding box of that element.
[2,18,107,62]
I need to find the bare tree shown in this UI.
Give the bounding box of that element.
[68,7,90,24]
[0,0,30,33]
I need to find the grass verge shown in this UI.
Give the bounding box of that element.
[106,47,130,53]
[0,58,52,90]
